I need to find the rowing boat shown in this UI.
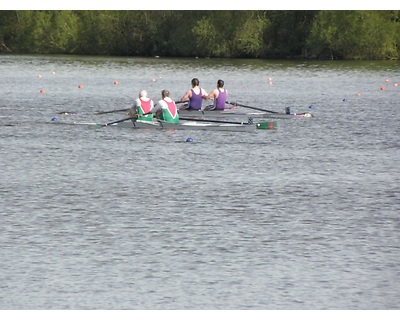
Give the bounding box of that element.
[51,118,277,132]
[92,103,313,119]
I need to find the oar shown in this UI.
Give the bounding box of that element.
[179,116,253,125]
[226,101,279,114]
[102,110,159,127]
[95,108,130,115]
[102,116,137,127]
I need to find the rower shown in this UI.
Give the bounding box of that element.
[179,78,208,110]
[204,79,228,111]
[153,90,179,123]
[130,90,154,122]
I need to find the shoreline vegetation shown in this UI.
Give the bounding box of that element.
[1,10,399,60]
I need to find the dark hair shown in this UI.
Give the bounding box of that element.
[217,79,224,88]
[162,89,170,97]
[191,78,199,86]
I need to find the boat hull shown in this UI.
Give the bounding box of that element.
[112,119,274,132]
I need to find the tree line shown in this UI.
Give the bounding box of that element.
[0,10,399,60]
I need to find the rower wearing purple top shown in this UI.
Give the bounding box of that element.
[179,78,208,110]
[204,79,228,111]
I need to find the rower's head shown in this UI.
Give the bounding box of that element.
[161,89,170,98]
[217,79,224,88]
[139,90,147,98]
[191,78,199,87]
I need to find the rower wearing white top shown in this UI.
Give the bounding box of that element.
[153,89,180,123]
[129,89,154,122]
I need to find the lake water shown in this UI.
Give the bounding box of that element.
[0,55,399,310]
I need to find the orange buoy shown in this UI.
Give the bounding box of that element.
[380,87,386,91]
[114,81,119,85]
[394,83,398,87]
[78,84,84,89]
[39,89,45,93]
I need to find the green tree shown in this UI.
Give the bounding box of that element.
[263,10,316,58]
[0,11,17,52]
[232,11,269,58]
[192,16,218,57]
[307,10,400,59]
[0,11,80,53]
[73,11,112,55]
[40,11,80,53]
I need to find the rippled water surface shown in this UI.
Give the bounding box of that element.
[1,55,399,309]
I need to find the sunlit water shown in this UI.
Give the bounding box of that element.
[1,55,399,309]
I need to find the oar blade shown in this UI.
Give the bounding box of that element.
[256,121,277,130]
